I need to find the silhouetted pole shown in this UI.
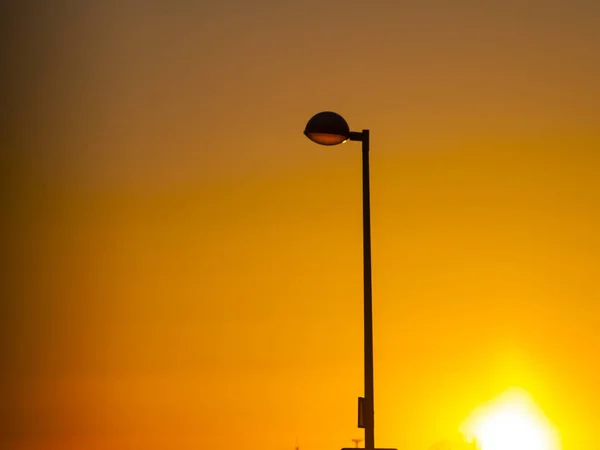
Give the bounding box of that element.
[303,113,376,450]
[360,130,374,450]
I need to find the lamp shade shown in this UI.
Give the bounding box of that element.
[303,111,350,145]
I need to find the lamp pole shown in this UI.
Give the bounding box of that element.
[358,130,374,450]
[304,113,375,450]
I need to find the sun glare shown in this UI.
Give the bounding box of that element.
[460,388,560,450]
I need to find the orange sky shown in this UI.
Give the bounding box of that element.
[4,2,600,450]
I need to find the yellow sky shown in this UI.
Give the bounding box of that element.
[4,2,600,450]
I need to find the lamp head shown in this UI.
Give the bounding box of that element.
[303,111,350,145]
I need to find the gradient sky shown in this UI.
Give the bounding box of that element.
[4,1,600,450]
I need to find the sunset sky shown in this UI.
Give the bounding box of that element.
[4,1,600,449]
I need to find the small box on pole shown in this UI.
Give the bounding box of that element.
[358,397,365,429]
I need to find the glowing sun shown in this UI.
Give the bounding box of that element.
[460,388,560,450]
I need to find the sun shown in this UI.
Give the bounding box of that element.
[460,388,560,450]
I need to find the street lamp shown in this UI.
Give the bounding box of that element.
[303,111,374,450]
